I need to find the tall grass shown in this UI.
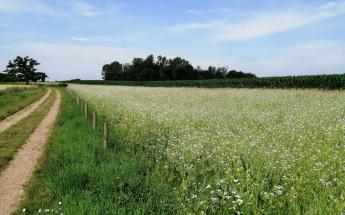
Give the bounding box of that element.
[0,87,46,120]
[18,89,180,214]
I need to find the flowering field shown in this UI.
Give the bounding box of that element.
[0,84,34,90]
[69,84,345,214]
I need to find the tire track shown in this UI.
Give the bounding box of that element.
[0,90,61,214]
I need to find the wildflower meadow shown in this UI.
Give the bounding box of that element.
[69,84,345,214]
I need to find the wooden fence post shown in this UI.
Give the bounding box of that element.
[92,112,97,133]
[103,122,108,148]
[84,102,88,119]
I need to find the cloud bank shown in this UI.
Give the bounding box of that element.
[168,1,345,42]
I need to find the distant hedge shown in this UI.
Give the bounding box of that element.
[67,74,345,90]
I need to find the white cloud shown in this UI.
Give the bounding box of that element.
[70,1,100,17]
[185,9,205,16]
[185,8,235,16]
[166,21,224,31]
[0,0,121,17]
[192,40,345,76]
[0,0,64,16]
[0,43,142,81]
[169,1,345,42]
[70,37,94,42]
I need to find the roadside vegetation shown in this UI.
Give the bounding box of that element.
[0,87,46,120]
[0,90,56,171]
[18,89,177,214]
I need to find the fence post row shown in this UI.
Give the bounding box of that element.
[71,89,109,149]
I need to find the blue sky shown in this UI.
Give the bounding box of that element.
[0,0,345,80]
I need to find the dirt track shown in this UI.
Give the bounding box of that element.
[0,90,61,214]
[0,89,52,133]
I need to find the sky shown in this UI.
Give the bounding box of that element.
[0,0,345,81]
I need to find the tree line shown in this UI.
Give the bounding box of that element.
[102,55,256,81]
[0,56,48,84]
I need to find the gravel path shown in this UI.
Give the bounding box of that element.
[0,89,52,133]
[0,90,61,214]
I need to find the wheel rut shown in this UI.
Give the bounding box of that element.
[0,89,61,214]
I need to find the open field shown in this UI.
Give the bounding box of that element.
[65,84,345,214]
[0,87,46,120]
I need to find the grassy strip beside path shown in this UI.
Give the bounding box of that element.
[17,89,178,214]
[0,87,46,120]
[0,90,56,171]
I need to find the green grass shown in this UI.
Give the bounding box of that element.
[0,90,56,172]
[0,87,46,120]
[17,89,179,214]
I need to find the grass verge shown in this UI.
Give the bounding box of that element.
[0,87,46,120]
[17,89,179,214]
[0,89,56,172]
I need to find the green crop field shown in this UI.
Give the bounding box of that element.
[66,84,345,214]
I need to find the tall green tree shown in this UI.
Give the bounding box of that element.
[3,56,45,84]
[102,61,123,80]
[34,72,49,82]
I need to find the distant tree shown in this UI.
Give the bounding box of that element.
[34,72,49,82]
[215,67,228,79]
[3,56,46,84]
[226,70,256,79]
[168,57,195,80]
[102,61,123,80]
[156,55,169,80]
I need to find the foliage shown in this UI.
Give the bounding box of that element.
[35,82,68,87]
[69,73,345,89]
[67,84,345,214]
[101,55,255,81]
[1,56,48,84]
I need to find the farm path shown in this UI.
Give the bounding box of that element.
[0,89,52,133]
[0,89,61,215]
